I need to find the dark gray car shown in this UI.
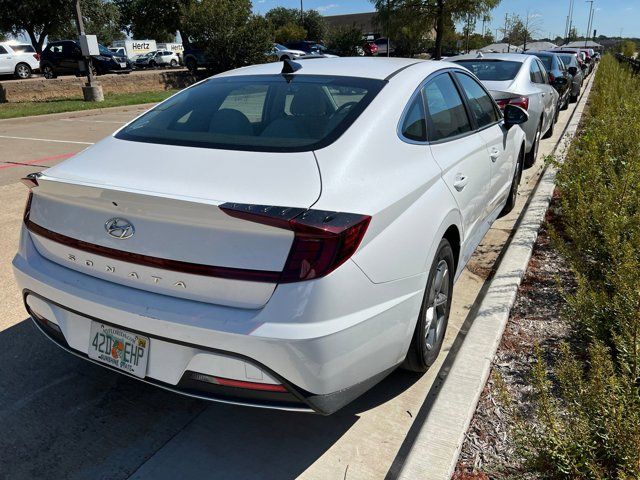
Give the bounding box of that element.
[551,52,584,102]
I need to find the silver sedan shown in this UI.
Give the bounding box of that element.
[450,53,558,167]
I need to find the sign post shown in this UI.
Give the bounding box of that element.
[74,0,104,102]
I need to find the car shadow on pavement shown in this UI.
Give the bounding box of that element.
[0,318,421,480]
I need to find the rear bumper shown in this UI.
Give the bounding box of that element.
[13,225,425,414]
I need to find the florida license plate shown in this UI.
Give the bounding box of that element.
[88,322,149,378]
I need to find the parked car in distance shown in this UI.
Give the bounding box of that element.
[450,53,558,167]
[553,49,591,75]
[183,45,214,72]
[271,43,307,61]
[549,51,583,102]
[372,37,394,56]
[523,51,571,113]
[40,40,132,78]
[284,41,339,57]
[0,42,40,79]
[363,41,378,56]
[14,57,527,415]
[134,50,180,69]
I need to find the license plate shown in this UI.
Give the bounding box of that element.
[88,322,149,378]
[119,62,127,68]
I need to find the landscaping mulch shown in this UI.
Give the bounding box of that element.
[452,196,575,480]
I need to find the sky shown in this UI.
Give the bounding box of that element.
[253,0,640,38]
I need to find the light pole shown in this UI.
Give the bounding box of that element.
[300,0,304,24]
[73,0,94,87]
[73,0,103,102]
[585,0,594,48]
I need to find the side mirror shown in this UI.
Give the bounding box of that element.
[568,66,578,76]
[554,77,569,86]
[503,104,529,129]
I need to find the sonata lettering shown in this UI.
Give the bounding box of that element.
[67,253,187,290]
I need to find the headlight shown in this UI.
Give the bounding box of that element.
[95,56,110,61]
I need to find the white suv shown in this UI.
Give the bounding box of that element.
[134,50,180,68]
[0,43,40,79]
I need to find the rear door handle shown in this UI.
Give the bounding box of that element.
[453,174,468,191]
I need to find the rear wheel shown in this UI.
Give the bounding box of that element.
[561,94,569,110]
[42,65,56,79]
[170,59,178,67]
[525,121,542,168]
[15,63,32,79]
[403,239,454,372]
[499,147,524,217]
[185,57,197,73]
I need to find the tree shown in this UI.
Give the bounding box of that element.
[327,24,363,56]
[620,40,637,58]
[49,0,125,45]
[115,0,186,42]
[0,0,70,53]
[274,23,307,44]
[372,0,434,57]
[371,0,501,59]
[265,7,326,42]
[183,0,272,72]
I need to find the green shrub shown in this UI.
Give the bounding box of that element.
[326,25,363,57]
[520,55,640,479]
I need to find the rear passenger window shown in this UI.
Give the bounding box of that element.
[454,72,499,128]
[0,46,7,54]
[400,94,427,142]
[530,61,544,84]
[423,74,472,142]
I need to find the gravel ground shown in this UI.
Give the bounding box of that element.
[452,196,575,480]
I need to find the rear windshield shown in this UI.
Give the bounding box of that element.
[10,44,35,53]
[116,74,385,152]
[454,60,522,81]
[533,55,553,70]
[558,54,575,65]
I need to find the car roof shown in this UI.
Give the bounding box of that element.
[215,57,431,81]
[448,53,532,63]
[523,50,555,57]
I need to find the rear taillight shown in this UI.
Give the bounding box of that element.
[220,203,371,283]
[496,96,529,111]
[21,173,40,222]
[548,73,555,83]
[33,53,40,61]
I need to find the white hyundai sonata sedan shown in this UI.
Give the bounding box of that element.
[13,57,527,414]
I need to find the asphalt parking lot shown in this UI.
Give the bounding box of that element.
[0,73,593,479]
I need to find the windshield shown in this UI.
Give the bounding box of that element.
[533,55,553,70]
[454,60,522,81]
[98,44,112,56]
[558,54,575,65]
[274,44,287,51]
[116,74,385,152]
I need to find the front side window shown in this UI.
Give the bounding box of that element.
[116,74,385,152]
[454,72,500,128]
[423,74,472,142]
[400,94,427,142]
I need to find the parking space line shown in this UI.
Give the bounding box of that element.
[0,153,75,170]
[60,119,126,124]
[0,135,94,145]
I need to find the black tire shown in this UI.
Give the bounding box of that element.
[524,121,542,168]
[402,239,454,372]
[149,60,157,68]
[561,94,569,110]
[499,146,524,217]
[185,57,197,73]
[170,59,178,67]
[42,65,56,79]
[543,113,555,139]
[15,62,32,79]
[570,92,579,103]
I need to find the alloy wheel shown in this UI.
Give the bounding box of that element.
[16,64,31,79]
[425,260,449,350]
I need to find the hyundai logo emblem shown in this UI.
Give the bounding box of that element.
[105,218,135,240]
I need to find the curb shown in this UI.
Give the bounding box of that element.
[394,70,596,480]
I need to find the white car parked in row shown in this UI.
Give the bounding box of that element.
[271,43,307,61]
[14,58,527,414]
[134,50,180,68]
[0,42,40,79]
